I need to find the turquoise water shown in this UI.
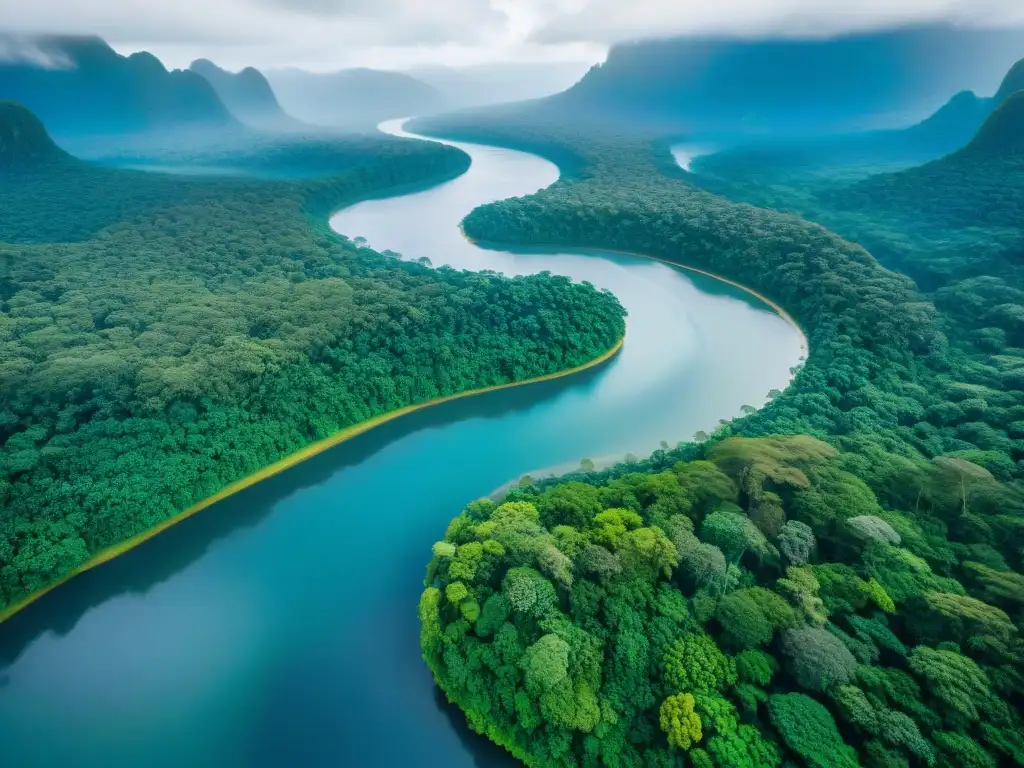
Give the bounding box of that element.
[0,121,803,767]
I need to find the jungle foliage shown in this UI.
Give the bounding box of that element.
[0,104,626,612]
[413,75,1024,767]
[423,435,1024,766]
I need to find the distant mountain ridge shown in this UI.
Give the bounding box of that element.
[896,58,1024,153]
[189,59,300,130]
[0,101,73,171]
[828,85,1024,233]
[549,26,1024,138]
[266,67,442,129]
[0,35,234,136]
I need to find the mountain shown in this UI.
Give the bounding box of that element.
[266,68,443,129]
[0,101,73,171]
[692,55,1024,184]
[0,35,234,136]
[962,89,1024,156]
[408,61,592,109]
[994,59,1024,104]
[830,89,1024,233]
[891,56,1024,155]
[189,59,300,130]
[898,89,994,152]
[549,26,1024,138]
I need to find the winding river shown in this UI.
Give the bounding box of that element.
[0,121,803,767]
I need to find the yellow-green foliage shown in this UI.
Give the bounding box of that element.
[659,694,702,750]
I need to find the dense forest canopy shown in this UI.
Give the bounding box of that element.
[413,55,1024,767]
[423,435,1024,766]
[0,104,626,614]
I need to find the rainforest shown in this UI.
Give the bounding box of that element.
[4,19,1024,768]
[412,46,1024,768]
[0,100,626,614]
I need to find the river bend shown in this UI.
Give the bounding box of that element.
[0,120,803,767]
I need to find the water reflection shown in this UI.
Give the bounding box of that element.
[0,361,610,670]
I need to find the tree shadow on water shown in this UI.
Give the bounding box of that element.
[432,687,522,768]
[0,363,610,668]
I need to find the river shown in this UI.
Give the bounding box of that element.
[0,121,803,767]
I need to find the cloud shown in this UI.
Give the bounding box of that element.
[1,0,1022,71]
[0,35,74,69]
[530,0,1024,44]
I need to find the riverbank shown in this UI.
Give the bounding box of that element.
[462,229,809,358]
[462,233,811,503]
[0,336,624,626]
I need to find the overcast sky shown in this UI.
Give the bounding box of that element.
[4,0,1024,71]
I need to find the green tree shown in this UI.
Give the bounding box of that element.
[716,587,798,649]
[659,693,702,750]
[768,693,859,768]
[778,520,816,565]
[780,625,858,692]
[909,646,993,727]
[663,632,737,693]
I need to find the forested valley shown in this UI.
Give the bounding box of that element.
[412,60,1024,768]
[0,101,627,614]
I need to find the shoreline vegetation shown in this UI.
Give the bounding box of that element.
[0,335,625,626]
[1,105,628,622]
[413,68,1024,768]
[463,228,809,356]
[472,239,811,502]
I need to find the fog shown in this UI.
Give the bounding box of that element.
[4,0,1024,73]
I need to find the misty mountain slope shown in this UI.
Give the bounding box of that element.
[266,67,443,129]
[965,88,1024,156]
[190,59,302,130]
[0,101,242,242]
[0,100,76,171]
[0,35,235,136]
[994,58,1024,104]
[546,26,1024,138]
[831,90,1024,230]
[691,55,1024,183]
[0,101,469,243]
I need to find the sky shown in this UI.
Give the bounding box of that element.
[3,0,1024,72]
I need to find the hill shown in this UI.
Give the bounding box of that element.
[994,58,1024,104]
[876,56,1024,157]
[548,26,1024,138]
[832,89,1024,231]
[189,59,300,130]
[966,88,1024,156]
[0,100,74,171]
[691,54,1024,186]
[0,35,234,136]
[266,67,442,129]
